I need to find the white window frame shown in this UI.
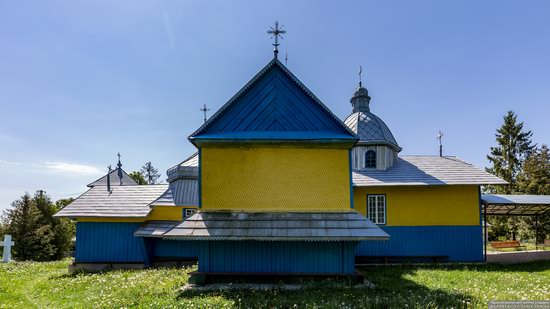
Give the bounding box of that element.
[367,194,386,225]
[184,208,197,218]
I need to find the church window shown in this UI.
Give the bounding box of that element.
[367,195,386,224]
[365,150,377,168]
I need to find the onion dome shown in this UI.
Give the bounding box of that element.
[345,85,401,152]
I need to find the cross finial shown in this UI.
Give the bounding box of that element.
[359,66,363,87]
[117,152,122,169]
[200,104,210,123]
[267,21,286,59]
[437,131,444,157]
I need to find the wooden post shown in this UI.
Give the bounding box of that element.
[1,235,15,263]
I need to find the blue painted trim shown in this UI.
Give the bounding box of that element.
[356,225,484,262]
[348,149,354,209]
[198,148,202,209]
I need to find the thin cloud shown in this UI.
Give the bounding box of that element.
[0,160,103,175]
[162,8,177,50]
[43,162,103,175]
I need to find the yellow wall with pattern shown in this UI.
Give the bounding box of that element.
[353,185,480,226]
[201,147,351,211]
[77,205,198,222]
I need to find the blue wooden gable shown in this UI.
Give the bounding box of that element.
[189,59,358,146]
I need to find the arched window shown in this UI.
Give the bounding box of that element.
[365,150,376,168]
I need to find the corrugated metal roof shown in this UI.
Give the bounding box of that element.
[166,153,198,183]
[481,194,550,215]
[150,179,198,206]
[345,111,401,151]
[353,156,507,186]
[54,185,168,218]
[481,194,550,205]
[134,211,389,241]
[87,168,137,187]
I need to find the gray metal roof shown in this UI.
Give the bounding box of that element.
[54,185,168,218]
[353,156,507,186]
[87,168,137,187]
[134,211,389,241]
[150,179,198,206]
[344,111,401,151]
[481,194,550,215]
[166,153,198,183]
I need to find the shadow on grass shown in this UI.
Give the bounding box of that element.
[176,269,474,308]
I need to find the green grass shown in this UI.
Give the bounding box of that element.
[1,260,550,308]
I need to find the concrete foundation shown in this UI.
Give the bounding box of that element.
[487,250,550,264]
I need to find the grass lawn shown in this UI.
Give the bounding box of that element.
[1,260,549,308]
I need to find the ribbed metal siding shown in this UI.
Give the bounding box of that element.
[154,239,201,259]
[355,226,483,262]
[199,241,358,274]
[75,222,144,263]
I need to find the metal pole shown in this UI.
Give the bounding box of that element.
[535,215,538,251]
[484,204,488,262]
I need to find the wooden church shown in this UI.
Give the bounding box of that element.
[55,26,506,275]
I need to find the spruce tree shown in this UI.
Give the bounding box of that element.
[140,162,161,185]
[486,111,535,194]
[2,193,42,260]
[2,192,74,261]
[486,111,535,241]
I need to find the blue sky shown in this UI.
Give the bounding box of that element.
[0,1,549,211]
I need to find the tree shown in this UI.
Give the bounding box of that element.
[517,145,550,244]
[1,191,74,261]
[2,193,44,260]
[485,111,535,241]
[128,171,147,185]
[486,111,535,194]
[517,145,550,195]
[140,162,161,185]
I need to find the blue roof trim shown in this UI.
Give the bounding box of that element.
[189,59,358,144]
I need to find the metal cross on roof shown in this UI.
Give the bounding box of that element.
[200,104,210,123]
[359,66,363,87]
[437,131,444,157]
[267,21,286,59]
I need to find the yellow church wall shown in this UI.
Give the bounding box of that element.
[77,217,145,223]
[146,205,198,221]
[76,206,198,222]
[353,185,480,226]
[201,147,351,211]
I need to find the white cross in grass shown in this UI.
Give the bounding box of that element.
[1,235,14,263]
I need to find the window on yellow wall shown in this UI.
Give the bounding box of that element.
[367,195,386,224]
[184,208,197,218]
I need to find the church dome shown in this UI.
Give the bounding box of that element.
[345,85,401,152]
[344,111,400,151]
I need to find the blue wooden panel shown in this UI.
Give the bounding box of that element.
[75,222,144,263]
[355,226,483,262]
[198,241,358,274]
[153,239,201,259]
[192,62,355,140]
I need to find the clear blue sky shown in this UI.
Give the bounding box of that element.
[0,1,549,211]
